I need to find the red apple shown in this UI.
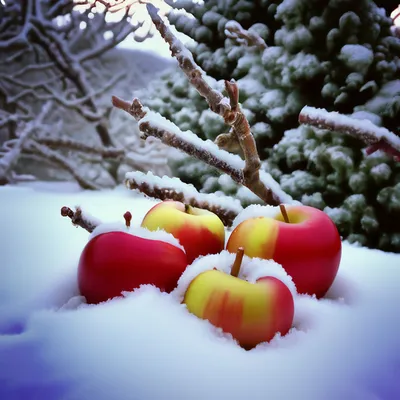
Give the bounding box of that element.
[141,200,225,264]
[78,226,188,304]
[175,249,295,349]
[226,205,341,298]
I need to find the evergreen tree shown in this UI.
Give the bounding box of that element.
[141,0,400,252]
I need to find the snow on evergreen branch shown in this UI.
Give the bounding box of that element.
[125,171,243,227]
[224,20,267,51]
[299,106,400,161]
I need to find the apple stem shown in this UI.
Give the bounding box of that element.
[279,204,290,223]
[184,203,191,214]
[124,211,132,228]
[231,247,244,277]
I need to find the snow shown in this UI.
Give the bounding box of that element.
[300,106,400,152]
[139,110,244,169]
[90,223,186,253]
[339,45,374,75]
[137,110,294,204]
[231,204,284,228]
[172,251,297,302]
[0,183,400,400]
[125,171,244,215]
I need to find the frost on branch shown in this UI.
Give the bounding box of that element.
[224,20,267,51]
[299,106,400,161]
[125,171,243,227]
[113,4,292,209]
[0,102,51,184]
[0,0,171,187]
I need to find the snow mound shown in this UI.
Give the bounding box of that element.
[172,250,297,301]
[89,222,186,253]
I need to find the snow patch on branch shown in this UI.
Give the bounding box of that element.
[139,110,244,170]
[299,106,400,159]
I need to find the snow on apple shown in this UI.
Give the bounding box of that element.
[173,248,296,349]
[1,184,400,400]
[141,200,226,264]
[78,212,189,304]
[227,204,342,298]
[173,250,296,300]
[89,220,185,252]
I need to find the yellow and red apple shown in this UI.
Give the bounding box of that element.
[141,200,225,264]
[226,205,342,298]
[174,250,295,349]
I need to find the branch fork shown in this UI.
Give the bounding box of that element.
[112,3,288,212]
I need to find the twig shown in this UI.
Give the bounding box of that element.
[36,137,125,158]
[224,20,267,51]
[60,206,100,233]
[0,101,52,183]
[27,141,99,190]
[299,106,400,161]
[113,97,287,205]
[125,171,243,227]
[144,4,279,203]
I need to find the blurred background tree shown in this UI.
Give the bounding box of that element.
[0,0,173,188]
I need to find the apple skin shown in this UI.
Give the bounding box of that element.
[141,201,225,264]
[226,205,341,298]
[183,269,294,349]
[78,231,188,304]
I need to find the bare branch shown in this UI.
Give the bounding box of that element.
[299,106,400,161]
[125,171,243,226]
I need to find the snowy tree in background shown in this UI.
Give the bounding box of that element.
[0,0,172,188]
[139,0,400,252]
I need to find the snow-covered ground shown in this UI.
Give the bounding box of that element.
[0,182,399,400]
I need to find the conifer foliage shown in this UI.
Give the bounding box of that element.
[140,0,400,252]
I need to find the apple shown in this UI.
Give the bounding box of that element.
[175,249,295,350]
[78,215,188,304]
[226,205,342,298]
[141,200,225,264]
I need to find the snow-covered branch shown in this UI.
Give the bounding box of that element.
[299,106,400,161]
[125,171,243,227]
[112,4,290,207]
[0,0,163,187]
[60,206,101,233]
[224,20,267,51]
[35,137,125,158]
[26,140,99,190]
[113,96,290,206]
[0,101,51,184]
